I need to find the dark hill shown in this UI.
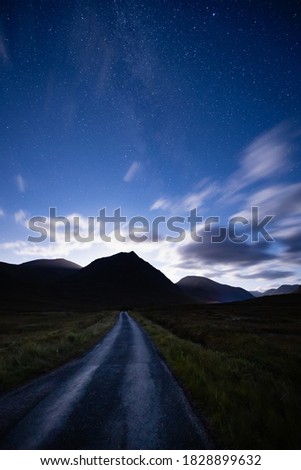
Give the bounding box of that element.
[0,258,82,311]
[0,258,81,283]
[19,258,81,282]
[20,258,81,270]
[235,291,301,309]
[177,276,254,303]
[65,251,189,308]
[0,252,189,311]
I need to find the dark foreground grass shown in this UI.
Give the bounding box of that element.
[133,300,301,449]
[0,310,118,394]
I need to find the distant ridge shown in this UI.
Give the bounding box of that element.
[177,276,254,303]
[250,284,300,297]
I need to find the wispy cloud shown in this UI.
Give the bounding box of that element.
[180,233,274,268]
[237,270,295,280]
[123,161,140,182]
[0,239,91,259]
[224,122,299,198]
[15,174,26,193]
[0,208,4,217]
[151,122,299,215]
[150,179,216,212]
[14,210,27,225]
[148,122,301,287]
[150,198,171,211]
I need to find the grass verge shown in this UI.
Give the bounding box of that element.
[133,303,301,449]
[0,310,118,394]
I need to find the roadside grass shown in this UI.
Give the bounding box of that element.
[133,303,301,449]
[0,310,118,394]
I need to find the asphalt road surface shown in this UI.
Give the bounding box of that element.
[0,312,211,449]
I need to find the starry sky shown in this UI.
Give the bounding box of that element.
[0,0,300,290]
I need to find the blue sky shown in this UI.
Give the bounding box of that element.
[0,1,300,290]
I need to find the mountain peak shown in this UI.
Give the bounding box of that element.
[71,250,188,307]
[112,251,139,259]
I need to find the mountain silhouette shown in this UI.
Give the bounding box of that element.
[177,276,254,303]
[250,284,300,297]
[20,258,81,270]
[0,252,189,311]
[6,253,298,311]
[64,251,188,308]
[9,258,81,282]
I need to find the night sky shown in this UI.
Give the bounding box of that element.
[0,0,300,290]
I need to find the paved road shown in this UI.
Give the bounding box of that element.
[0,312,211,449]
